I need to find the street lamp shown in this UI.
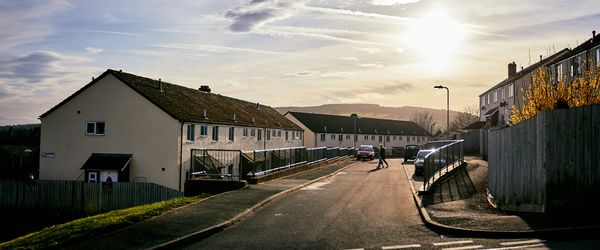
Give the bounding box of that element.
[434,85,449,136]
[351,113,358,148]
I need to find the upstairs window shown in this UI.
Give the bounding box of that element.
[596,47,600,67]
[354,135,358,142]
[212,126,219,141]
[508,84,514,97]
[557,64,563,82]
[267,130,271,141]
[364,135,368,140]
[285,131,289,141]
[487,93,491,104]
[346,135,350,140]
[86,122,105,136]
[386,136,390,142]
[251,128,256,137]
[493,90,498,102]
[339,134,343,142]
[320,134,326,141]
[371,135,375,140]
[242,128,248,137]
[228,127,235,141]
[277,130,281,137]
[257,129,262,141]
[200,125,208,137]
[378,136,383,142]
[186,124,195,141]
[331,134,335,140]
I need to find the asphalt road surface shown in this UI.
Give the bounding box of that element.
[180,159,600,250]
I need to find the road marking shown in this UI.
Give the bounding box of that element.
[441,245,484,250]
[382,244,421,249]
[484,243,546,250]
[301,176,335,190]
[433,240,474,246]
[499,239,545,246]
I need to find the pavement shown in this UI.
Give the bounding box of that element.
[404,156,600,237]
[64,155,600,249]
[65,158,357,250]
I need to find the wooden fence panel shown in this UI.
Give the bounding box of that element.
[0,180,182,214]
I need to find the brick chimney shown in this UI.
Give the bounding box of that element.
[508,62,517,77]
[199,85,211,93]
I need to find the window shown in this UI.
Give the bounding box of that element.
[277,130,281,137]
[257,129,262,141]
[407,136,411,142]
[251,129,256,137]
[417,137,421,143]
[200,125,208,137]
[346,135,350,140]
[331,134,336,140]
[186,124,195,141]
[320,134,326,141]
[596,47,600,67]
[354,135,358,142]
[487,93,491,104]
[339,134,343,142]
[508,84,514,97]
[493,90,497,102]
[267,130,271,141]
[557,64,563,81]
[364,135,368,140]
[212,126,219,141]
[285,131,289,141]
[399,136,403,141]
[386,136,390,142]
[378,136,382,142]
[371,135,375,140]
[500,87,504,100]
[393,136,396,141]
[86,122,105,135]
[228,127,235,141]
[480,96,485,106]
[242,128,248,137]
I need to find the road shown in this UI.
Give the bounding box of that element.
[180,159,600,249]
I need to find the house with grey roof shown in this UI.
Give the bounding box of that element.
[479,48,569,126]
[39,69,302,191]
[284,112,433,149]
[550,31,600,86]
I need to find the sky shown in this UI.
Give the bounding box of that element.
[1,0,600,125]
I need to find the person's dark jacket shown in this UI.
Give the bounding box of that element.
[379,147,386,158]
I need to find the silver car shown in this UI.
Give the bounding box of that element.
[413,149,434,175]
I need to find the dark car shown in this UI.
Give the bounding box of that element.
[403,145,420,162]
[356,145,375,160]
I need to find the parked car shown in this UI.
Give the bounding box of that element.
[356,145,375,160]
[403,145,420,162]
[414,149,434,175]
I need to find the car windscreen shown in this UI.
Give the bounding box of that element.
[358,147,373,151]
[417,151,432,158]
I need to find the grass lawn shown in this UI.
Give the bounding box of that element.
[0,194,208,250]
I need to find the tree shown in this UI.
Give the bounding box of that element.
[409,111,437,135]
[449,105,480,132]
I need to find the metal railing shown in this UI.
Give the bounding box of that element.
[422,140,464,191]
[190,149,242,181]
[245,146,354,177]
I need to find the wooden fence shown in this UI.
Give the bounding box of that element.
[488,104,600,213]
[0,180,183,214]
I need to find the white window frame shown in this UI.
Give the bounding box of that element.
[200,125,208,137]
[251,128,256,137]
[242,128,248,137]
[257,129,262,141]
[331,134,335,140]
[186,124,195,142]
[85,121,106,136]
[228,127,235,142]
[339,134,343,142]
[508,84,514,97]
[493,90,498,102]
[487,93,491,104]
[320,134,326,142]
[557,64,563,82]
[596,47,600,67]
[212,126,219,142]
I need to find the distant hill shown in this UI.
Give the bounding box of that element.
[276,104,462,132]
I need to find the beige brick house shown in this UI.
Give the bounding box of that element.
[39,69,302,191]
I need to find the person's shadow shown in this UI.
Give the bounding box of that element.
[367,167,384,173]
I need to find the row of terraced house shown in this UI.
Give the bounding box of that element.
[39,69,432,191]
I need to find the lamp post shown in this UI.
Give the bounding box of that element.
[351,113,358,148]
[434,85,449,136]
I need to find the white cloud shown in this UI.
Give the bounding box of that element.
[320,71,354,78]
[337,57,360,61]
[155,43,287,55]
[358,48,382,54]
[85,47,104,54]
[284,70,320,77]
[223,0,303,32]
[371,0,420,6]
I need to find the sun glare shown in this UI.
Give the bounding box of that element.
[405,9,466,72]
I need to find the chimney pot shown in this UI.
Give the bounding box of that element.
[199,85,211,93]
[159,78,163,92]
[540,55,543,62]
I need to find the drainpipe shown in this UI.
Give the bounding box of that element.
[179,122,184,192]
[263,128,266,150]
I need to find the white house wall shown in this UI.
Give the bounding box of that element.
[283,113,315,148]
[314,133,432,148]
[40,74,181,190]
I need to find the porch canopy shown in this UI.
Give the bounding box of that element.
[81,153,132,171]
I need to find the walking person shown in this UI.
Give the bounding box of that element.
[377,144,390,168]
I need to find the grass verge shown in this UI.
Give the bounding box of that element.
[0,194,209,250]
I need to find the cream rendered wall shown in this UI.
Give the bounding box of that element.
[315,133,431,148]
[180,124,303,175]
[40,74,181,190]
[284,113,315,148]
